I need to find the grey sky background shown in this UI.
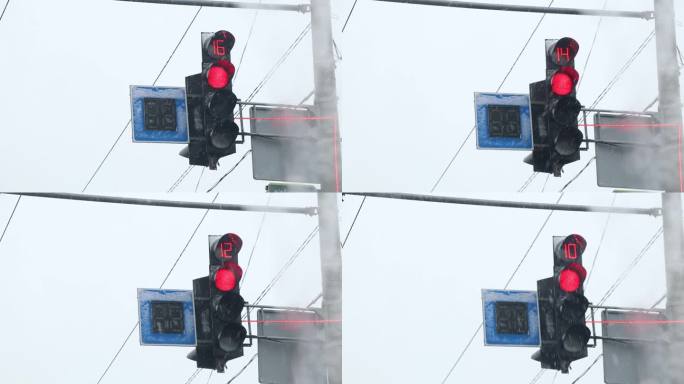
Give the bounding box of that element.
[0,0,682,383]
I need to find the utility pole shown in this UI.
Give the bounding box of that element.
[311,1,343,384]
[654,1,684,383]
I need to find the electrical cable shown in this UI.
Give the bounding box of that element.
[83,6,203,192]
[584,194,617,291]
[341,0,359,33]
[558,156,596,192]
[430,0,555,193]
[240,194,271,287]
[233,0,262,81]
[0,195,21,247]
[184,368,202,384]
[576,0,609,90]
[206,149,253,192]
[169,165,195,192]
[195,167,206,192]
[0,0,10,25]
[95,193,220,384]
[518,172,539,192]
[441,193,564,383]
[541,173,550,192]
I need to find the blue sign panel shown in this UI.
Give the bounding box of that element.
[481,289,540,347]
[137,288,196,346]
[474,92,532,150]
[130,86,189,143]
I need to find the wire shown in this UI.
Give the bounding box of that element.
[430,0,555,193]
[249,226,319,307]
[541,173,550,192]
[206,149,253,192]
[0,0,10,25]
[225,352,259,384]
[440,323,483,384]
[569,353,602,384]
[204,370,213,384]
[194,167,205,192]
[518,172,539,192]
[442,193,564,384]
[244,23,311,103]
[341,0,359,33]
[184,368,202,384]
[233,0,261,81]
[596,226,663,306]
[95,193,220,384]
[240,194,271,287]
[587,30,655,111]
[83,6,203,192]
[0,195,21,246]
[528,369,544,384]
[558,156,596,192]
[576,0,609,90]
[342,196,366,247]
[169,165,195,192]
[584,194,617,291]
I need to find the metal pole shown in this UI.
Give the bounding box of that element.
[343,192,662,216]
[310,0,343,381]
[115,0,310,13]
[10,192,317,215]
[655,0,684,383]
[373,0,653,20]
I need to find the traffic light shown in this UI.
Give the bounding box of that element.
[532,234,591,373]
[525,38,583,176]
[188,233,247,372]
[181,30,241,170]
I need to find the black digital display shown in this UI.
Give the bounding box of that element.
[495,301,529,335]
[151,301,185,334]
[143,98,177,131]
[487,105,521,138]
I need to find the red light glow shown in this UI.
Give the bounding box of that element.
[207,65,229,89]
[551,72,573,96]
[215,268,237,292]
[559,269,581,292]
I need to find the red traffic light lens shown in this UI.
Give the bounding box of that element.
[551,72,574,96]
[559,269,581,292]
[215,268,237,292]
[559,262,587,293]
[207,65,229,89]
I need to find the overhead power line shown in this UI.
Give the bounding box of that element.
[343,192,661,216]
[441,193,564,384]
[0,195,21,247]
[0,0,10,25]
[430,0,555,193]
[96,193,220,384]
[341,0,360,32]
[11,193,316,216]
[83,6,203,192]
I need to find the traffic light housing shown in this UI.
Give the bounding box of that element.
[533,234,591,373]
[525,38,583,176]
[182,30,241,170]
[188,233,247,372]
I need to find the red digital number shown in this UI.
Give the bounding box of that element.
[220,241,233,259]
[556,47,570,63]
[213,39,226,57]
[564,243,578,260]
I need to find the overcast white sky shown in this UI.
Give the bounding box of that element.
[0,0,682,383]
